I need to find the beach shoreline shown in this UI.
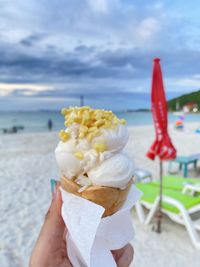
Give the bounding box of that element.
[1,123,200,266]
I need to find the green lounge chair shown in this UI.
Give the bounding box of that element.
[151,175,200,191]
[135,179,200,249]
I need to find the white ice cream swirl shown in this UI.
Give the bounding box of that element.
[55,107,134,189]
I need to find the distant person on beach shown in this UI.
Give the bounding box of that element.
[29,184,134,267]
[47,119,53,131]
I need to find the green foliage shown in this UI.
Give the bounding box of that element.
[168,90,200,111]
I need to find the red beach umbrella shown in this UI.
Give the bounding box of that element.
[146,58,176,232]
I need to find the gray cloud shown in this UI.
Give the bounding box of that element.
[20,34,45,47]
[1,0,200,110]
[1,44,200,84]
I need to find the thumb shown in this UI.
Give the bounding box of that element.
[31,185,66,261]
[40,184,65,243]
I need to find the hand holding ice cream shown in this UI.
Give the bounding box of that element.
[30,184,134,267]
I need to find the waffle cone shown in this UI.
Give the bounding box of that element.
[60,176,132,217]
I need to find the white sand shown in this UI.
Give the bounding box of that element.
[1,123,200,267]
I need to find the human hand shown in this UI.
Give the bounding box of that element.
[112,244,134,267]
[29,184,134,267]
[29,184,72,267]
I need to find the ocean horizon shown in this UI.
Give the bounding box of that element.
[1,110,200,134]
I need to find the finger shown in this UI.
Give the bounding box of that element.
[63,227,68,241]
[42,184,65,240]
[55,182,63,218]
[33,185,65,252]
[115,244,134,267]
[30,185,66,266]
[112,247,124,261]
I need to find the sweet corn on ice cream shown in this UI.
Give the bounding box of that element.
[55,106,134,216]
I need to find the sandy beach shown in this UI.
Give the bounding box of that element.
[1,123,200,267]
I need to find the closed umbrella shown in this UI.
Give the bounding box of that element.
[146,58,176,233]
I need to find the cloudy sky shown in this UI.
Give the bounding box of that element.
[1,0,200,110]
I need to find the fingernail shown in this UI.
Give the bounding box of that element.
[51,179,58,198]
[55,182,61,200]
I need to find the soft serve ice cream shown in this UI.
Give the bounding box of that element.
[55,106,133,191]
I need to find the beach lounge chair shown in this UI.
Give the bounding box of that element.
[150,175,200,191]
[133,168,152,183]
[135,176,200,249]
[151,175,200,196]
[182,183,200,196]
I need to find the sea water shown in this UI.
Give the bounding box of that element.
[0,111,200,134]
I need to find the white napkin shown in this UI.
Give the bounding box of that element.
[61,184,141,267]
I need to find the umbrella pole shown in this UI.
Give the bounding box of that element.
[156,160,163,233]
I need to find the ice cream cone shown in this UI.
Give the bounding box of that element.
[60,176,133,217]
